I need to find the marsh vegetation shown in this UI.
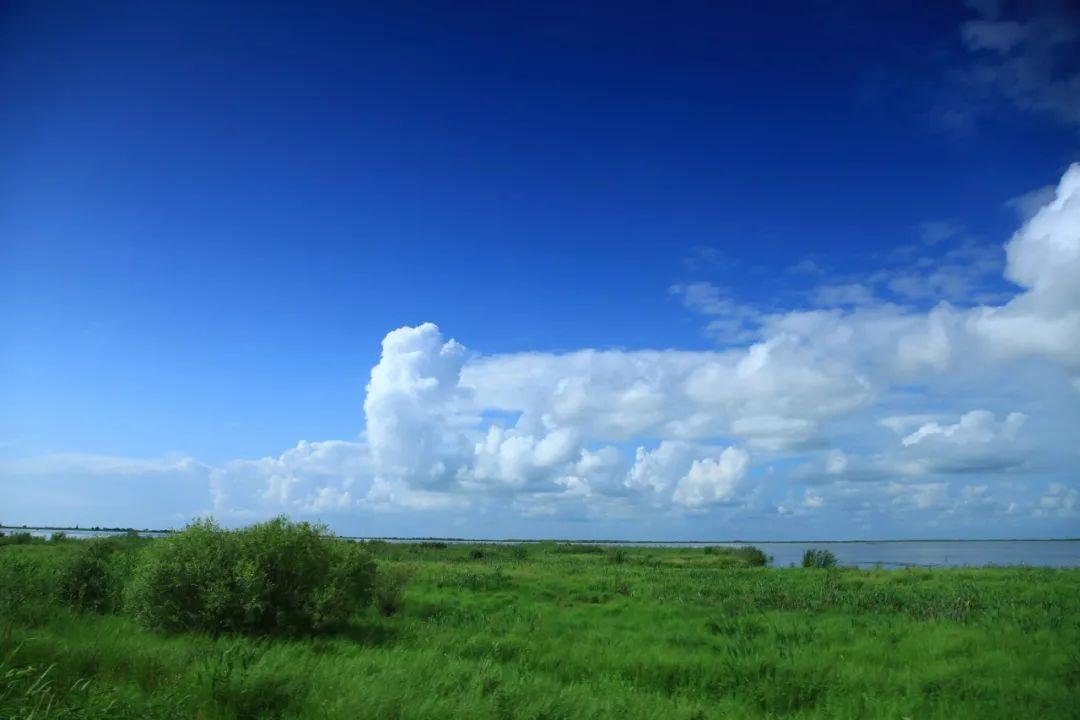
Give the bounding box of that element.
[1,520,1077,718]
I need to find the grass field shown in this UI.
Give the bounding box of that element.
[1,533,1078,719]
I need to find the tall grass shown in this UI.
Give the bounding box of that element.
[1,530,1077,719]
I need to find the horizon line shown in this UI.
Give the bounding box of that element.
[3,524,1078,544]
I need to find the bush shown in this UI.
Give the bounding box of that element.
[509,544,529,561]
[0,556,52,639]
[373,565,411,616]
[125,517,376,635]
[49,531,67,543]
[0,532,41,547]
[552,543,606,554]
[607,548,627,564]
[468,548,486,560]
[732,546,769,567]
[418,541,447,549]
[802,548,838,569]
[57,539,124,612]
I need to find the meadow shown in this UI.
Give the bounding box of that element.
[1,525,1078,719]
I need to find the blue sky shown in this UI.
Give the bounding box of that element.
[2,1,1079,539]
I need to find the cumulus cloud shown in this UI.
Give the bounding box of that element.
[672,448,750,508]
[169,166,1080,530]
[210,440,369,517]
[357,166,1076,519]
[900,410,1025,448]
[363,323,475,489]
[5,165,1080,538]
[968,164,1080,370]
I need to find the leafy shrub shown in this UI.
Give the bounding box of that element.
[607,548,627,564]
[373,565,411,616]
[703,545,769,566]
[0,532,42,547]
[0,556,52,639]
[509,544,529,561]
[125,517,376,635]
[418,541,447,549]
[468,548,486,560]
[49,531,67,543]
[802,548,838,569]
[57,539,125,612]
[552,543,606,554]
[732,546,769,567]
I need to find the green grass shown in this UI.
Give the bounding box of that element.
[2,538,1078,719]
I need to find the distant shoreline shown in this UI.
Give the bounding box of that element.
[3,525,1077,544]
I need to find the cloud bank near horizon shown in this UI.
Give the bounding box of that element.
[3,164,1080,538]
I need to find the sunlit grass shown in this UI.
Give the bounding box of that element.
[1,538,1077,718]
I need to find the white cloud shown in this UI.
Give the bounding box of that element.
[626,441,697,495]
[1036,483,1078,518]
[209,440,368,517]
[4,167,1080,538]
[900,410,1025,447]
[889,481,950,511]
[1007,184,1056,221]
[670,282,762,342]
[672,447,750,508]
[811,283,876,307]
[363,323,475,489]
[968,164,1080,370]
[0,453,205,477]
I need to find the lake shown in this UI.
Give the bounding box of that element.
[614,540,1080,568]
[4,527,1078,568]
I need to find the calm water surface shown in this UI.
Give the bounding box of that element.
[632,540,1080,568]
[5,527,1078,568]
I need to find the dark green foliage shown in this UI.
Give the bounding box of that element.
[373,565,411,616]
[509,544,529,561]
[57,539,126,613]
[195,642,305,719]
[0,532,42,547]
[732,546,769,567]
[552,542,606,554]
[49,531,67,543]
[705,545,768,566]
[468,548,486,560]
[0,555,52,639]
[418,541,447,549]
[124,517,376,635]
[608,548,627,564]
[802,548,838,568]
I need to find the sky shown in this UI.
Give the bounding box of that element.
[1,0,1079,540]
